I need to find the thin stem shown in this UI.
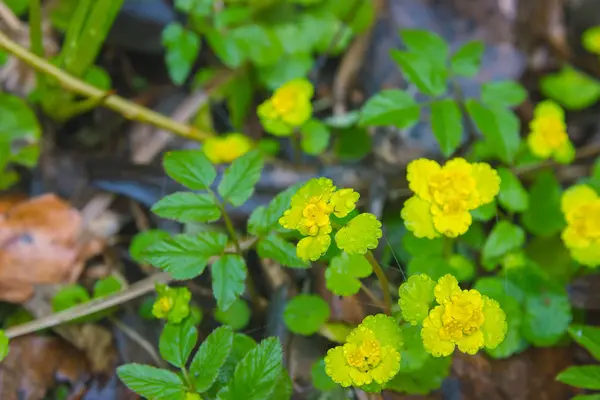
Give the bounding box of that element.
[0,31,213,142]
[111,317,166,368]
[443,237,453,258]
[28,0,44,90]
[181,367,195,391]
[364,252,392,315]
[220,203,242,253]
[359,283,387,311]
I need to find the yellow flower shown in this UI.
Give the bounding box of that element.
[561,185,600,267]
[279,178,359,261]
[257,78,314,136]
[421,275,507,357]
[203,133,253,164]
[324,314,402,388]
[185,393,202,400]
[152,284,192,324]
[583,26,600,55]
[401,158,500,238]
[527,100,574,164]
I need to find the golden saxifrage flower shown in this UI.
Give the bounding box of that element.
[257,78,313,136]
[400,274,507,357]
[583,26,600,55]
[561,184,600,267]
[401,158,500,238]
[203,133,253,164]
[152,284,191,324]
[527,100,574,164]
[279,178,360,261]
[325,314,402,388]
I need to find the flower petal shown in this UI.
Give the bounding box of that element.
[297,235,331,262]
[561,185,598,215]
[534,100,565,120]
[434,274,461,305]
[570,241,600,268]
[554,139,575,164]
[562,226,591,249]
[359,314,403,350]
[470,162,500,206]
[421,305,455,357]
[291,177,336,208]
[330,188,360,218]
[335,213,382,255]
[401,196,439,239]
[370,346,401,384]
[456,330,485,355]
[398,274,436,325]
[281,99,312,127]
[527,130,554,159]
[257,101,294,136]
[407,158,441,201]
[432,208,472,237]
[324,346,353,387]
[481,296,508,349]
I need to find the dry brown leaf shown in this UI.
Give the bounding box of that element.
[58,324,117,374]
[0,194,103,302]
[0,335,89,400]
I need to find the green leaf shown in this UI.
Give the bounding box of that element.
[523,289,572,346]
[540,66,600,110]
[556,366,600,390]
[300,119,330,155]
[162,22,200,85]
[0,93,41,144]
[386,353,451,395]
[471,200,497,222]
[257,54,313,90]
[93,276,123,298]
[334,127,372,161]
[268,369,293,400]
[52,285,90,313]
[142,232,228,279]
[450,41,484,77]
[212,255,247,312]
[218,337,283,400]
[526,235,578,284]
[0,330,8,362]
[283,294,330,335]
[4,0,28,16]
[205,28,246,69]
[163,149,216,190]
[430,99,463,156]
[257,235,308,269]
[359,90,420,128]
[407,254,452,281]
[226,73,253,130]
[214,298,251,331]
[572,395,600,400]
[189,325,234,392]
[497,168,529,212]
[159,319,198,368]
[152,192,221,223]
[175,0,212,16]
[447,254,476,282]
[248,183,303,236]
[522,171,565,236]
[569,325,600,360]
[400,29,449,64]
[129,229,170,264]
[466,100,520,164]
[482,221,525,267]
[230,24,283,67]
[218,150,264,207]
[211,333,257,393]
[402,231,444,256]
[391,50,447,96]
[117,364,186,400]
[481,81,527,107]
[311,359,338,391]
[400,324,431,372]
[325,253,373,296]
[83,65,112,90]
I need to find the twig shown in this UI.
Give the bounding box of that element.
[364,251,392,315]
[0,31,212,142]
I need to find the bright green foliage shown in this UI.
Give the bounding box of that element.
[450,40,484,77]
[407,254,453,281]
[117,364,186,400]
[159,318,198,368]
[283,294,330,335]
[218,150,264,206]
[247,183,302,236]
[569,325,600,360]
[212,255,247,311]
[162,23,200,85]
[129,229,170,264]
[142,232,228,279]
[540,66,600,110]
[257,235,308,268]
[481,81,527,107]
[526,235,578,284]
[325,253,373,296]
[210,333,257,394]
[335,213,382,255]
[311,359,338,391]
[163,150,216,190]
[0,330,9,362]
[557,366,600,390]
[152,284,192,324]
[301,119,331,155]
[214,299,251,331]
[190,326,234,392]
[334,127,372,161]
[151,193,222,223]
[402,231,444,257]
[447,254,475,282]
[471,200,497,222]
[430,99,462,156]
[522,171,565,236]
[359,90,420,128]
[497,168,529,212]
[93,276,123,298]
[386,350,451,395]
[52,285,90,313]
[398,274,436,326]
[482,221,525,269]
[391,50,447,96]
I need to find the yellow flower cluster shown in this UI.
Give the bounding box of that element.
[561,185,600,267]
[416,274,507,357]
[152,284,191,324]
[324,314,402,388]
[257,79,313,136]
[527,101,574,164]
[583,26,600,55]
[401,158,500,238]
[203,133,253,164]
[279,178,360,261]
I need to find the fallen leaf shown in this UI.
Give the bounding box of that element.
[0,335,89,400]
[0,194,103,302]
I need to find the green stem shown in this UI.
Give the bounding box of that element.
[28,0,44,90]
[443,237,453,258]
[181,367,194,391]
[364,251,392,315]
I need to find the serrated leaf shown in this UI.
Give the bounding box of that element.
[163,149,216,190]
[557,366,600,390]
[212,255,247,312]
[218,150,264,207]
[523,289,572,346]
[214,298,251,331]
[482,221,525,267]
[540,66,600,110]
[522,171,565,236]
[211,333,258,393]
[569,325,600,360]
[93,276,123,298]
[300,119,330,155]
[406,254,452,281]
[190,326,234,392]
[430,99,462,156]
[159,319,198,368]
[152,192,221,223]
[162,22,200,85]
[391,50,447,96]
[218,337,283,400]
[117,364,186,400]
[283,295,330,335]
[359,90,420,128]
[142,232,228,279]
[257,235,308,268]
[497,168,529,212]
[129,229,170,264]
[268,369,293,400]
[325,253,372,296]
[466,100,520,164]
[400,29,449,64]
[481,81,527,107]
[450,40,484,77]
